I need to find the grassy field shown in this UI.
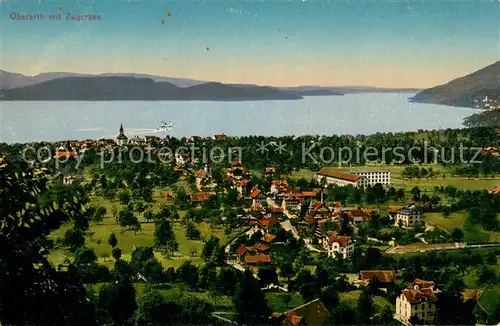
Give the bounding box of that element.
[266,292,304,313]
[477,284,500,318]
[424,211,500,243]
[290,164,500,192]
[340,290,362,305]
[48,195,240,269]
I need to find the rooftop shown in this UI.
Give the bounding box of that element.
[316,168,361,182]
[245,254,271,264]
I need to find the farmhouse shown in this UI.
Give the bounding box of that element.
[357,270,396,287]
[189,192,215,203]
[244,254,272,265]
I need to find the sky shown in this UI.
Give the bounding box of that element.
[1,0,499,88]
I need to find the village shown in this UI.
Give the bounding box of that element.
[14,124,500,325]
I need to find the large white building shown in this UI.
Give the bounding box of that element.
[395,205,422,227]
[350,170,391,186]
[395,279,439,325]
[314,168,368,188]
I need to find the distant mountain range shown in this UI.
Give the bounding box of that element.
[0,76,304,101]
[0,69,421,101]
[410,61,500,108]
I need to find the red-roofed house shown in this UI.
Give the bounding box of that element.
[236,245,250,263]
[250,188,267,206]
[54,151,78,159]
[395,279,439,325]
[323,232,354,259]
[258,216,280,228]
[271,179,288,194]
[244,254,271,265]
[265,167,277,176]
[272,299,330,326]
[357,270,396,287]
[189,192,215,203]
[253,242,270,252]
[261,234,277,243]
[491,186,500,195]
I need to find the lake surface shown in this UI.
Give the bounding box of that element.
[0,93,476,143]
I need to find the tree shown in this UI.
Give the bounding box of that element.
[257,265,279,287]
[111,247,122,260]
[93,206,106,224]
[135,287,171,326]
[408,315,422,325]
[97,278,137,325]
[118,190,131,205]
[154,220,178,256]
[319,286,340,311]
[478,265,496,285]
[74,247,97,266]
[108,232,118,248]
[143,258,164,283]
[64,228,85,252]
[339,212,353,236]
[177,297,214,325]
[199,263,217,290]
[356,289,373,325]
[185,221,201,240]
[376,305,394,325]
[202,236,220,261]
[216,267,239,295]
[177,261,199,289]
[0,156,96,326]
[281,293,292,310]
[451,228,464,242]
[117,208,139,229]
[410,186,421,201]
[233,269,270,324]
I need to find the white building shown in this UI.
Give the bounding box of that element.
[395,205,422,227]
[314,168,369,188]
[395,279,439,325]
[350,170,391,186]
[323,232,354,259]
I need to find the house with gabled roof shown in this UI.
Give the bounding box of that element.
[244,254,272,265]
[356,270,396,288]
[189,192,215,203]
[261,233,277,244]
[395,279,440,325]
[271,299,330,326]
[250,188,267,206]
[271,179,289,194]
[265,167,277,176]
[323,232,354,259]
[395,204,422,227]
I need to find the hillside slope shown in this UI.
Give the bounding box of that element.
[411,61,500,108]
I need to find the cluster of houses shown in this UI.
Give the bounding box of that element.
[473,95,500,110]
[269,275,446,326]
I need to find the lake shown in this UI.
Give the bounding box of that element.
[0,93,476,143]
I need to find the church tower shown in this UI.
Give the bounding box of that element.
[117,123,128,146]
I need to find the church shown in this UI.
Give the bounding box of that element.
[116,124,128,146]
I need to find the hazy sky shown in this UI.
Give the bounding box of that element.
[1,0,499,88]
